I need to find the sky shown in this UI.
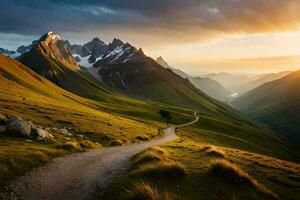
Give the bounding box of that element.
[1,0,300,74]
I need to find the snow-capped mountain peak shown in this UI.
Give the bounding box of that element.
[46,31,62,41]
[38,32,63,46]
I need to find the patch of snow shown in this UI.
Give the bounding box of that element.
[73,54,103,68]
[47,32,62,41]
[103,46,124,59]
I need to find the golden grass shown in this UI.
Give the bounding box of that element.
[202,145,225,158]
[131,147,186,180]
[132,160,186,179]
[209,159,279,199]
[79,140,101,149]
[55,141,82,151]
[0,137,66,184]
[132,147,168,166]
[123,181,173,200]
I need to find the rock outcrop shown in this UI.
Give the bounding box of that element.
[0,113,55,140]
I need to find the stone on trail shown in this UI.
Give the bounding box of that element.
[4,116,31,137]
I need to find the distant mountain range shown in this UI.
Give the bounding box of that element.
[204,71,292,97]
[0,47,19,58]
[204,72,263,91]
[14,32,234,112]
[235,71,292,95]
[156,56,232,102]
[232,70,300,141]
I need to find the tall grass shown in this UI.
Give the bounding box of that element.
[132,147,168,166]
[132,160,186,179]
[202,146,225,158]
[131,146,186,179]
[123,181,173,200]
[209,159,279,199]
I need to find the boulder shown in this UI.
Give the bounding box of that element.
[59,128,72,136]
[4,116,31,137]
[28,121,38,130]
[35,128,53,140]
[0,113,7,125]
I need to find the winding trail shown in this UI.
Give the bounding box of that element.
[0,112,199,200]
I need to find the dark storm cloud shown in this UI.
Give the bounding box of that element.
[1,0,300,43]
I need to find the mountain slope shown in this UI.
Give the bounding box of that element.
[156,56,232,102]
[236,71,292,95]
[232,70,300,141]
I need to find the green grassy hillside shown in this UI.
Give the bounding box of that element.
[1,54,300,200]
[232,70,300,141]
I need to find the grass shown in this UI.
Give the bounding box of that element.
[209,159,257,186]
[132,147,168,166]
[0,137,65,184]
[102,137,300,200]
[207,159,279,200]
[131,147,186,180]
[122,181,173,200]
[0,134,103,185]
[101,146,186,200]
[202,145,225,158]
[208,159,279,199]
[132,160,186,180]
[163,139,300,200]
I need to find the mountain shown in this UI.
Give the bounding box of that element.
[16,40,38,54]
[204,72,264,91]
[156,56,232,102]
[0,48,19,58]
[156,56,171,68]
[64,40,90,58]
[17,32,115,101]
[64,37,108,68]
[232,70,300,141]
[87,41,228,109]
[235,71,292,95]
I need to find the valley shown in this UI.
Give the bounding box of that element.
[0,30,299,200]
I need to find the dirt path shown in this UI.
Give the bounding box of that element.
[0,112,199,200]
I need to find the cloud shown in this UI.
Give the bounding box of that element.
[1,0,300,44]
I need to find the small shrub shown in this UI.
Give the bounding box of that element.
[132,160,186,179]
[123,181,173,200]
